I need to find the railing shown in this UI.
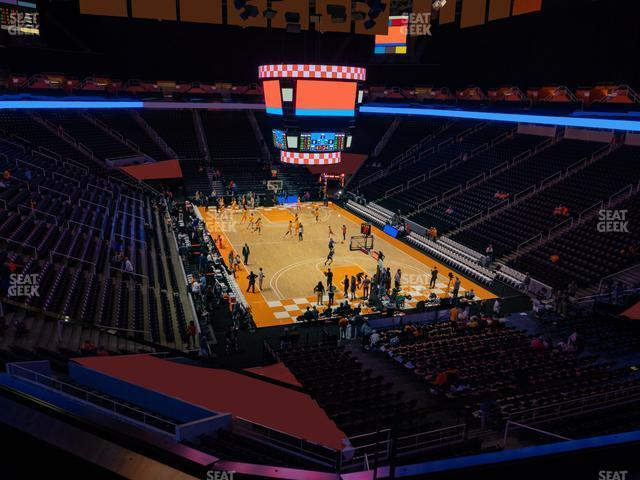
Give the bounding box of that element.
[50,250,97,272]
[489,160,509,176]
[466,172,486,188]
[449,154,464,168]
[42,146,62,161]
[7,364,177,434]
[407,173,426,188]
[0,235,38,255]
[566,156,587,174]
[417,196,439,211]
[79,198,109,211]
[358,169,383,188]
[233,416,338,468]
[548,216,573,238]
[53,171,81,185]
[342,424,467,470]
[540,170,562,188]
[428,163,447,178]
[506,383,640,426]
[87,183,114,196]
[38,185,71,201]
[608,184,634,206]
[578,200,603,221]
[517,233,543,252]
[442,185,462,199]
[18,205,59,226]
[502,420,571,447]
[15,157,46,175]
[384,184,404,198]
[66,219,104,233]
[459,211,483,228]
[471,143,488,155]
[514,184,536,201]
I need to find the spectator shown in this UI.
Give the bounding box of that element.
[246,271,258,293]
[314,281,325,305]
[186,321,198,349]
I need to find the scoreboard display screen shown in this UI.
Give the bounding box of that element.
[300,132,346,152]
[272,129,287,149]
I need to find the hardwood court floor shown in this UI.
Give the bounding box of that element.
[200,202,496,328]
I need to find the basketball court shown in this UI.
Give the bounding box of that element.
[200,202,496,328]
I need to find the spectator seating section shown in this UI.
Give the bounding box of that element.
[140,110,203,159]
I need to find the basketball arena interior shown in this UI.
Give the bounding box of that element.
[1,1,640,479]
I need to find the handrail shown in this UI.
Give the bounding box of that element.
[489,160,509,176]
[38,185,71,201]
[578,200,603,221]
[79,198,109,211]
[7,364,176,433]
[540,171,562,188]
[50,250,97,272]
[514,184,536,201]
[384,184,404,198]
[442,185,462,199]
[87,183,114,196]
[407,173,426,188]
[428,163,447,179]
[417,196,439,210]
[0,235,38,255]
[41,146,62,161]
[66,219,104,233]
[608,184,633,206]
[548,216,573,238]
[487,198,510,214]
[566,156,587,174]
[503,420,571,447]
[517,233,543,252]
[18,205,59,226]
[506,383,640,425]
[460,211,483,228]
[53,171,81,185]
[15,157,46,175]
[466,172,485,188]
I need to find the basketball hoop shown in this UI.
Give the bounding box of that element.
[266,180,283,194]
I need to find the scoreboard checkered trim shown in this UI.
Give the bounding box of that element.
[259,64,366,81]
[280,151,342,165]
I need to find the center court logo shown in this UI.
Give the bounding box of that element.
[8,273,40,297]
[597,209,629,233]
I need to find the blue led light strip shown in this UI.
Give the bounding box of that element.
[0,101,144,109]
[359,105,640,132]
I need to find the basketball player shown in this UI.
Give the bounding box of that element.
[328,225,335,238]
[247,212,255,229]
[324,248,335,266]
[254,217,262,235]
[342,224,347,243]
[240,207,248,224]
[283,220,293,239]
[314,205,320,223]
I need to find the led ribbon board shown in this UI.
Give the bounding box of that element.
[359,105,640,132]
[280,151,341,165]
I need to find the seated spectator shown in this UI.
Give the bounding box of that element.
[369,329,380,349]
[80,339,97,355]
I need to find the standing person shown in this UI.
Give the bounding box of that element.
[246,271,258,293]
[283,220,293,239]
[486,244,494,262]
[314,281,325,305]
[350,275,357,300]
[362,274,371,299]
[325,268,334,287]
[328,225,335,239]
[298,223,304,241]
[394,269,402,291]
[314,205,320,223]
[186,321,197,349]
[342,224,347,243]
[430,266,439,289]
[123,256,134,282]
[258,268,265,291]
[343,275,350,297]
[242,243,250,265]
[452,276,461,299]
[327,283,336,306]
[254,216,262,234]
